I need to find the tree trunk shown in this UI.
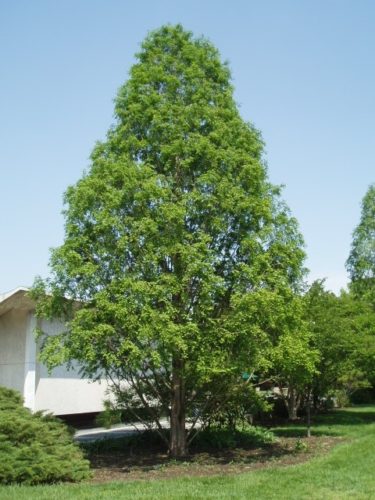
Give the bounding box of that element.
[306,399,311,438]
[287,386,299,420]
[170,356,187,457]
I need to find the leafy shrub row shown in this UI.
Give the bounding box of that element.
[192,426,276,450]
[82,424,276,455]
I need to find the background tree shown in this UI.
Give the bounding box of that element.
[347,184,375,303]
[32,25,305,457]
[346,185,375,397]
[304,281,375,407]
[263,294,318,420]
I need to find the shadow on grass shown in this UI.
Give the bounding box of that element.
[272,427,340,438]
[315,408,375,425]
[272,406,375,438]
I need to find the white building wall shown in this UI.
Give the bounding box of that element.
[23,313,37,410]
[34,317,111,415]
[0,309,28,394]
[35,375,110,415]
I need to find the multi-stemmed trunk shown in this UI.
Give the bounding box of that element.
[286,385,301,421]
[170,355,187,457]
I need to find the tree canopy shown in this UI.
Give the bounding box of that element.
[32,25,305,456]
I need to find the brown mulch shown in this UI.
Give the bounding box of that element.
[86,435,341,483]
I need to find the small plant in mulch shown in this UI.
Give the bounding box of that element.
[0,386,90,485]
[294,439,309,453]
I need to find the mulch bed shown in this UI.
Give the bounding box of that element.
[86,435,341,483]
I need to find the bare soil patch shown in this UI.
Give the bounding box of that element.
[87,435,341,483]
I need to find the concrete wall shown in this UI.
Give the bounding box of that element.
[0,309,111,416]
[34,317,111,415]
[0,308,28,394]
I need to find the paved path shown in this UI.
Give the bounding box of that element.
[74,419,169,443]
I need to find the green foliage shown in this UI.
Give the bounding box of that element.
[194,376,271,430]
[270,325,318,390]
[294,439,308,452]
[0,386,90,485]
[94,399,162,428]
[305,281,375,405]
[31,24,305,455]
[347,184,375,302]
[94,400,122,429]
[263,294,319,419]
[193,426,276,450]
[331,389,351,408]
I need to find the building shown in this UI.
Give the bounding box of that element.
[0,287,110,416]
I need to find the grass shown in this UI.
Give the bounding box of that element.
[1,406,374,499]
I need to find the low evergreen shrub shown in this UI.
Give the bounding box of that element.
[0,386,90,485]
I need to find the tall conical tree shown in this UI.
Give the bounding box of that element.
[32,25,305,457]
[347,184,375,303]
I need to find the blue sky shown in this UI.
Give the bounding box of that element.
[1,0,374,294]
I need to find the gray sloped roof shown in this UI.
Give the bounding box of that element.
[0,287,34,318]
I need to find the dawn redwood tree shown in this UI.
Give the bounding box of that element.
[346,185,375,393]
[347,184,375,303]
[32,25,305,457]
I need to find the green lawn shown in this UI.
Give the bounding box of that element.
[2,406,375,499]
